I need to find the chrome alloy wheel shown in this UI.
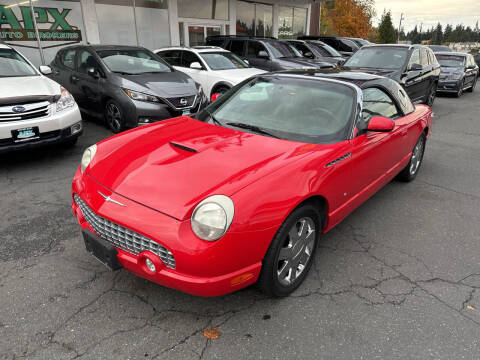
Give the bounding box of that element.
[276,217,316,286]
[410,136,425,176]
[106,103,122,132]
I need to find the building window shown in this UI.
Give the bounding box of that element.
[236,1,272,37]
[178,0,228,20]
[278,6,307,39]
[95,0,169,49]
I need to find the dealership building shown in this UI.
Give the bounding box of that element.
[1,0,323,66]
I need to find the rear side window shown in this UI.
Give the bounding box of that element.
[158,50,182,66]
[362,87,400,121]
[206,38,224,47]
[61,49,76,70]
[229,40,246,57]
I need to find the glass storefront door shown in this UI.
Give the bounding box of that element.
[187,25,221,46]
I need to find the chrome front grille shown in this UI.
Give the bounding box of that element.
[0,101,50,122]
[74,194,176,269]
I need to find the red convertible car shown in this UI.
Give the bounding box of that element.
[72,70,433,297]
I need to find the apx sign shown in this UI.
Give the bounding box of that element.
[0,4,82,42]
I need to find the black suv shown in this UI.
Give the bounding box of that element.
[285,40,345,66]
[297,36,360,57]
[342,44,441,106]
[205,36,334,71]
[47,45,206,133]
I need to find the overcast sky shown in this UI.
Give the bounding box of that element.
[374,0,480,32]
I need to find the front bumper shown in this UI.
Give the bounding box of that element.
[122,93,209,128]
[437,79,462,92]
[71,170,271,297]
[0,104,82,153]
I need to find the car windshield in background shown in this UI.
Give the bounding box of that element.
[200,52,248,70]
[344,47,408,69]
[309,42,342,57]
[97,49,171,74]
[265,41,301,58]
[199,77,355,144]
[0,49,37,77]
[437,55,465,67]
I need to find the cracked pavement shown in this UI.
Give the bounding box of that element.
[1,92,480,359]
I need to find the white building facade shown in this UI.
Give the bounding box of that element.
[1,0,315,66]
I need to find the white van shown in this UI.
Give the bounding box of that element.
[0,44,82,153]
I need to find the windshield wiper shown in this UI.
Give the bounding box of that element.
[113,71,136,75]
[226,122,279,138]
[205,109,222,126]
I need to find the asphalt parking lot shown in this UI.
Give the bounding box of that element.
[1,92,480,360]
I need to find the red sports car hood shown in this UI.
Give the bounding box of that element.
[87,117,318,220]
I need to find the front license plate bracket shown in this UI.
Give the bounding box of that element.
[82,230,122,270]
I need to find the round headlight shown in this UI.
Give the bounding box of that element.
[191,195,234,241]
[81,144,97,173]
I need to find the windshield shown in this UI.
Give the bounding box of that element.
[309,41,342,57]
[437,55,465,67]
[0,49,37,77]
[197,76,355,144]
[97,49,171,74]
[344,47,408,69]
[265,41,302,58]
[200,52,248,70]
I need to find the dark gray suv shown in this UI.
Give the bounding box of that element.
[46,45,207,133]
[206,36,334,71]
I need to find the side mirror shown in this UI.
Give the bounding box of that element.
[257,50,269,59]
[367,116,394,132]
[39,65,52,75]
[409,63,423,71]
[211,93,220,102]
[190,62,203,70]
[304,51,314,59]
[87,67,100,78]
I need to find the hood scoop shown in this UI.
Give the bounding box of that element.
[169,142,198,153]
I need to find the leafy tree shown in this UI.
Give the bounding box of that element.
[443,24,453,43]
[320,0,375,38]
[378,10,396,43]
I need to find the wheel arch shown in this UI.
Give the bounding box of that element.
[292,195,329,231]
[210,81,232,97]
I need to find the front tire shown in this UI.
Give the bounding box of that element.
[398,134,426,182]
[466,77,477,93]
[105,100,125,134]
[455,80,465,98]
[257,204,321,297]
[424,83,437,107]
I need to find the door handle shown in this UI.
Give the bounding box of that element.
[71,75,79,82]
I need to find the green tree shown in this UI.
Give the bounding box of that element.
[378,10,396,43]
[432,23,443,44]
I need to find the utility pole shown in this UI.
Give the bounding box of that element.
[397,13,405,44]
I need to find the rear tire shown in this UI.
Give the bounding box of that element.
[398,134,426,182]
[257,204,321,297]
[105,100,125,134]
